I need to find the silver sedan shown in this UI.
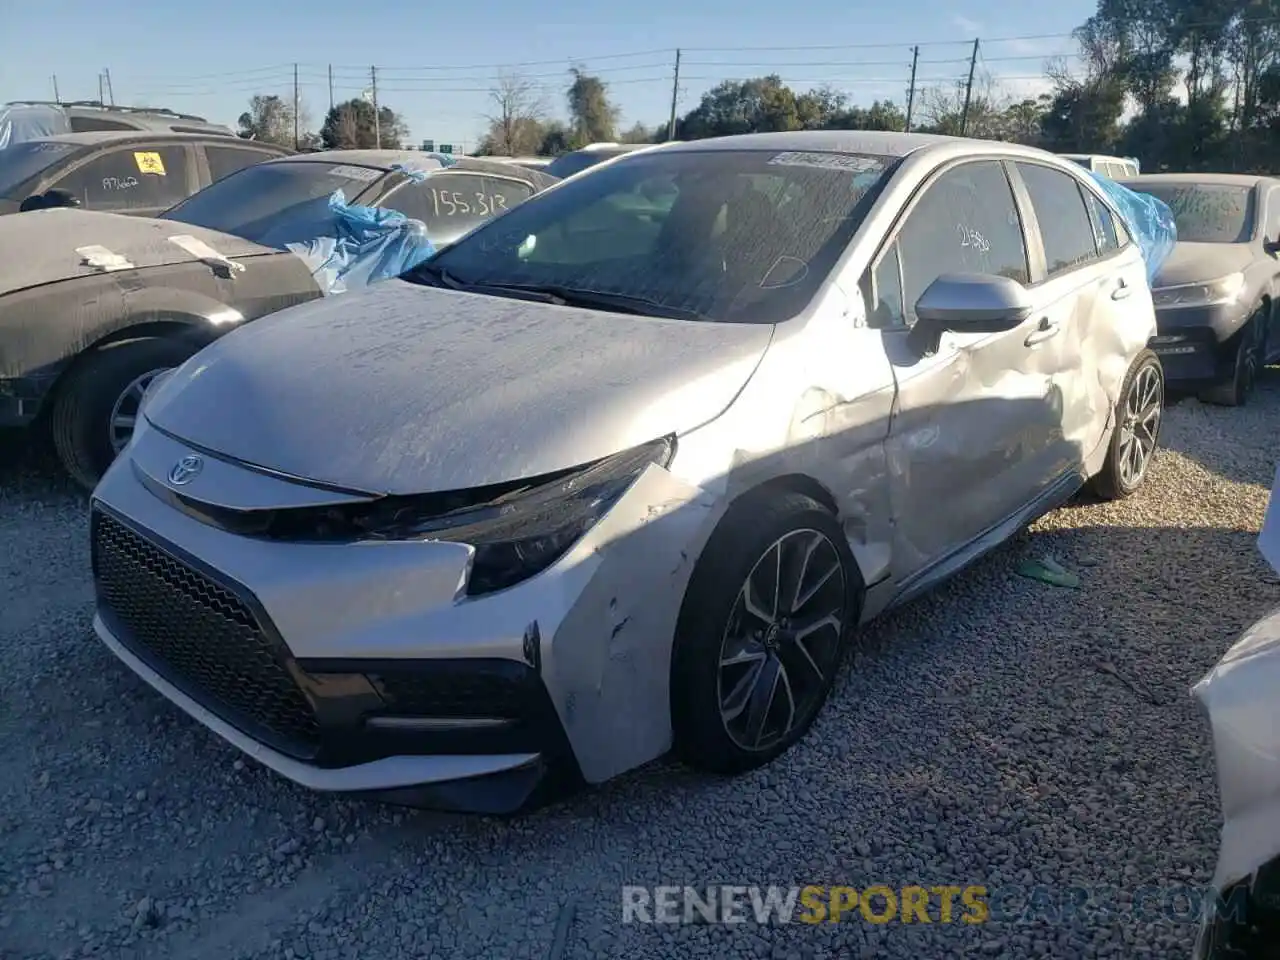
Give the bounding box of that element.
[89,131,1163,814]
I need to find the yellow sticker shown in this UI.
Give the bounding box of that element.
[134,151,166,176]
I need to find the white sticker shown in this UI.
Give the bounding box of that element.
[76,245,134,272]
[768,151,883,173]
[167,234,246,274]
[327,165,381,182]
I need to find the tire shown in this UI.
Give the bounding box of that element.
[1089,348,1164,501]
[670,489,863,774]
[50,337,196,491]
[1199,311,1265,407]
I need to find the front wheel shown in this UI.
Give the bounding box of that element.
[670,490,863,774]
[1089,348,1164,501]
[50,338,196,491]
[1200,312,1265,407]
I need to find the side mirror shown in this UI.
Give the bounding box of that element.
[20,188,80,212]
[909,273,1033,355]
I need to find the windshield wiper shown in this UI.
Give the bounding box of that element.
[478,284,709,321]
[405,261,467,290]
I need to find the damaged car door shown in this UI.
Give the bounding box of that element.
[865,159,1069,590]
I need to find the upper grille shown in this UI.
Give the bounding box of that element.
[91,508,320,757]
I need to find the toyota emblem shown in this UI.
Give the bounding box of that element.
[168,454,204,486]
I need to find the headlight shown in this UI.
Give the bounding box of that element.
[1152,272,1245,308]
[139,368,175,415]
[368,437,675,597]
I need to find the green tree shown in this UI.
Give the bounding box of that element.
[237,94,306,148]
[320,99,409,150]
[566,67,620,145]
[677,75,801,139]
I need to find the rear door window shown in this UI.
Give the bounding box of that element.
[49,145,191,213]
[1015,163,1100,277]
[205,145,284,184]
[1081,189,1121,256]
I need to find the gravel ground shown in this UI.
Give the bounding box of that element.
[3,376,1280,960]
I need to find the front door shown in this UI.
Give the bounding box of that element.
[862,159,1065,582]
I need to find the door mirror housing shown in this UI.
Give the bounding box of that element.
[914,273,1034,333]
[19,188,81,212]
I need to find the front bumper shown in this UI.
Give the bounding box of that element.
[89,421,719,810]
[1150,302,1250,389]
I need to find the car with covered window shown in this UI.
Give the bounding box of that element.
[0,151,558,488]
[88,131,1164,814]
[1119,172,1280,405]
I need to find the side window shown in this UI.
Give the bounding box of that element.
[860,241,906,328]
[50,146,190,212]
[1265,189,1280,243]
[891,160,1030,326]
[1081,189,1120,256]
[1016,163,1100,277]
[205,146,280,184]
[387,173,534,243]
[68,116,136,133]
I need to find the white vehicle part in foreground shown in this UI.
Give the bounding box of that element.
[1193,463,1280,897]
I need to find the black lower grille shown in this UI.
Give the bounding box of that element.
[91,508,320,757]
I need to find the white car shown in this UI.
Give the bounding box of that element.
[90,131,1163,814]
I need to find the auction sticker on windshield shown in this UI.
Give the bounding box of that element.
[327,165,381,182]
[134,152,166,176]
[768,151,883,173]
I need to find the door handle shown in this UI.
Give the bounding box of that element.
[1024,317,1061,347]
[1111,280,1133,301]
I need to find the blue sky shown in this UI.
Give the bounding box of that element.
[3,0,1098,151]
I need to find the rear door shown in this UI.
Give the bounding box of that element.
[41,142,197,215]
[862,158,1065,577]
[1011,160,1150,466]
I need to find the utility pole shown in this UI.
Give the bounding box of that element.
[667,49,681,141]
[960,38,980,135]
[905,46,919,133]
[328,64,334,114]
[371,66,381,149]
[51,75,60,103]
[98,72,105,106]
[292,63,300,150]
[103,69,115,105]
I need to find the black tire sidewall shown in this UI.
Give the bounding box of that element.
[670,489,862,773]
[52,338,197,489]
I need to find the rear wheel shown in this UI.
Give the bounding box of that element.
[1089,349,1164,501]
[50,338,196,491]
[671,490,862,774]
[1200,311,1266,407]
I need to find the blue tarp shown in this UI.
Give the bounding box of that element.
[1088,171,1177,283]
[280,190,436,297]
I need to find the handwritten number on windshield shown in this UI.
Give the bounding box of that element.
[428,189,510,218]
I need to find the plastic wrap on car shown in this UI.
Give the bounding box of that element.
[283,189,436,297]
[1087,172,1177,283]
[0,104,70,148]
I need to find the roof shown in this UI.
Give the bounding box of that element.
[1059,153,1135,162]
[654,130,979,158]
[22,130,286,149]
[1120,172,1276,188]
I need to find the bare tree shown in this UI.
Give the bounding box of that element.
[483,72,548,155]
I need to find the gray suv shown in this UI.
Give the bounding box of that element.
[1,101,233,143]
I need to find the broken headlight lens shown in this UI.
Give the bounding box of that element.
[374,437,675,597]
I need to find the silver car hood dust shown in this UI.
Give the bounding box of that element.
[144,280,774,495]
[1151,242,1255,289]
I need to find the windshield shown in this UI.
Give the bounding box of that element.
[161,161,386,244]
[1135,183,1255,243]
[418,148,895,324]
[0,139,77,197]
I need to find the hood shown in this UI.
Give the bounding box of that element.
[0,208,275,297]
[144,280,774,496]
[1151,242,1255,289]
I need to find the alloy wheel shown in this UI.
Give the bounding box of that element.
[716,528,847,752]
[108,368,168,454]
[1117,362,1162,490]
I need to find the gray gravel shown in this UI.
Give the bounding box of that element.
[4,375,1280,960]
